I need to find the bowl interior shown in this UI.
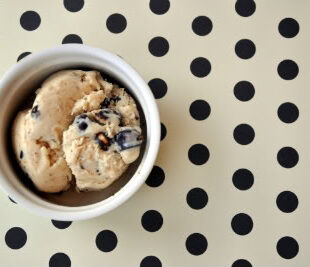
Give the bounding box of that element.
[4,64,147,207]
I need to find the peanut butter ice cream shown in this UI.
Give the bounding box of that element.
[12,70,143,193]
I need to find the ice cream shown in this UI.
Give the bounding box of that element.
[12,70,143,193]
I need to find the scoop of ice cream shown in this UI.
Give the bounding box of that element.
[63,110,142,191]
[12,70,143,193]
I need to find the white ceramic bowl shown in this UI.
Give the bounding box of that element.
[0,44,160,220]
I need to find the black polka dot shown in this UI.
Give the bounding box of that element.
[278,102,299,123]
[62,34,83,44]
[96,230,117,252]
[188,144,210,165]
[148,37,169,57]
[232,259,252,267]
[140,256,162,267]
[235,39,256,59]
[51,220,72,229]
[234,81,255,102]
[235,0,256,17]
[277,191,298,213]
[277,60,299,80]
[279,18,299,38]
[233,124,255,145]
[186,233,208,255]
[231,213,253,235]
[141,210,163,232]
[17,52,31,62]
[20,11,41,31]
[186,188,208,210]
[63,0,84,12]
[232,169,254,190]
[160,123,167,141]
[49,252,71,267]
[9,196,17,204]
[189,100,211,120]
[192,16,213,36]
[277,236,299,259]
[277,147,299,168]
[5,227,27,249]
[146,166,165,187]
[148,78,167,99]
[149,0,170,15]
[190,57,211,78]
[106,13,127,34]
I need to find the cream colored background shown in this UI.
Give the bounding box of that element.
[0,0,309,266]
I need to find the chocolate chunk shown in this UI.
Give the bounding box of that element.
[80,73,86,82]
[79,114,87,119]
[92,118,105,126]
[100,97,121,108]
[100,98,110,108]
[111,96,121,103]
[113,110,121,116]
[75,114,90,130]
[94,109,121,127]
[95,110,109,120]
[78,121,88,131]
[113,96,121,101]
[20,150,23,159]
[114,129,143,151]
[31,105,40,118]
[95,109,121,120]
[95,132,111,151]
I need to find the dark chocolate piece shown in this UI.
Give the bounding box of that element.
[78,121,88,131]
[114,129,143,151]
[31,105,40,118]
[100,96,121,108]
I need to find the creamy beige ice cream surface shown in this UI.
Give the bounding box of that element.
[12,70,142,193]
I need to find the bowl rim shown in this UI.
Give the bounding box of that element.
[0,44,160,220]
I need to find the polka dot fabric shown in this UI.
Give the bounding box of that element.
[0,0,308,266]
